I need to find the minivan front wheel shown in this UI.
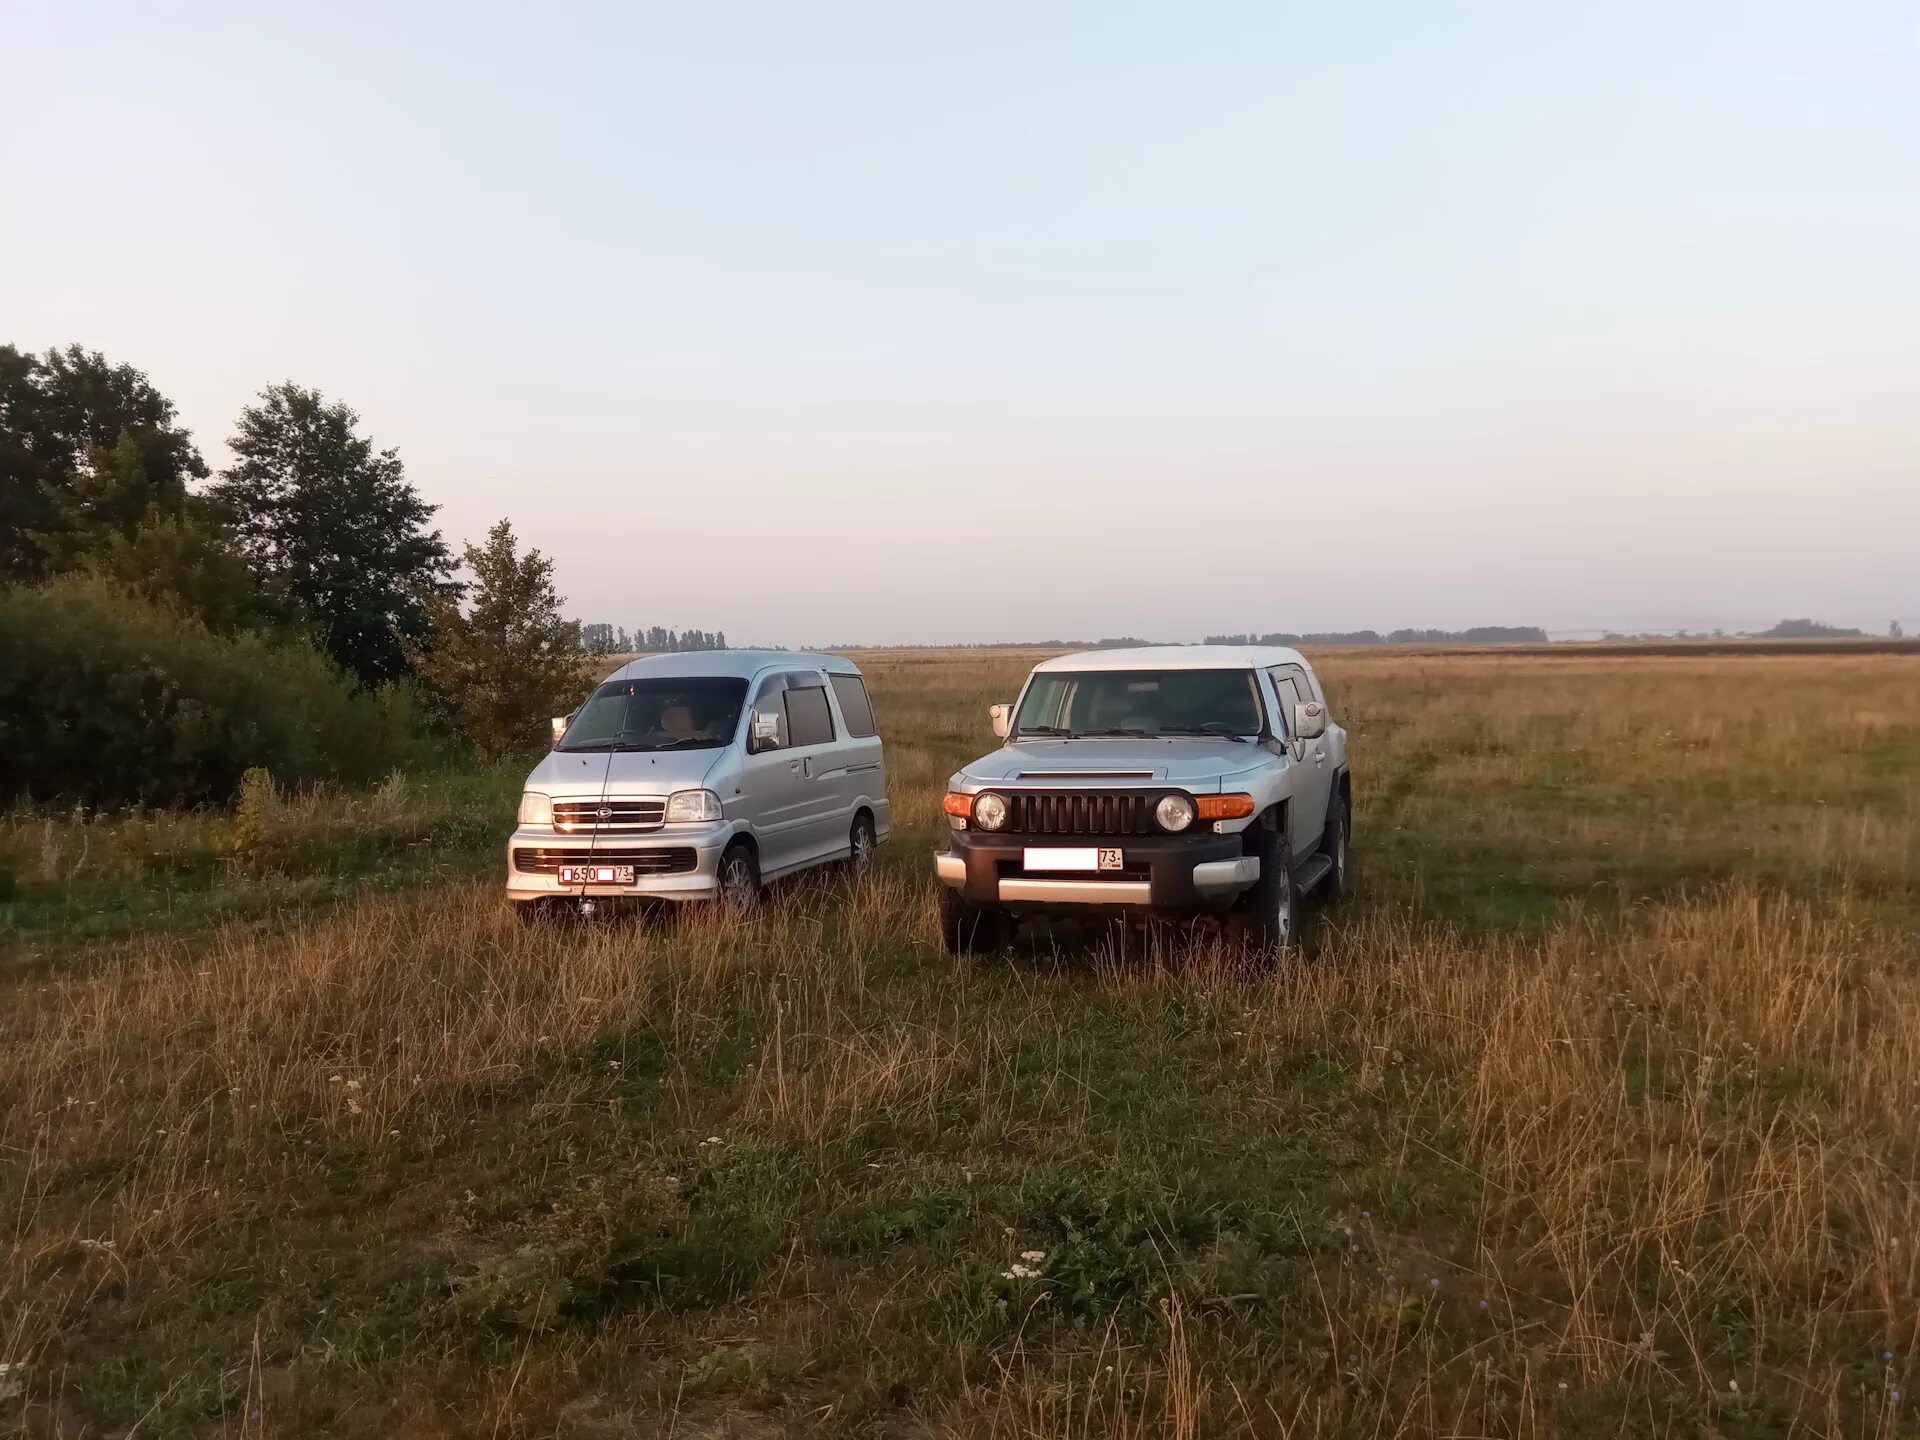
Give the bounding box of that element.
[716,843,761,914]
[848,813,878,874]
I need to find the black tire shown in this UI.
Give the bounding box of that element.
[939,885,1012,956]
[1319,794,1351,905]
[1232,829,1298,957]
[716,842,761,914]
[847,812,878,875]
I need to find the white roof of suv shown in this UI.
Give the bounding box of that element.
[1035,645,1310,673]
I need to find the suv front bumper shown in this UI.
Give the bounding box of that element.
[934,829,1258,911]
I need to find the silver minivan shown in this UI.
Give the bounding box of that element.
[507,650,889,917]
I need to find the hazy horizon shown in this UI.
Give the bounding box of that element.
[7,2,1916,644]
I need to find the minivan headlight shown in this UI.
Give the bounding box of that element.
[665,789,724,823]
[518,791,553,826]
[973,793,1009,831]
[1154,794,1195,832]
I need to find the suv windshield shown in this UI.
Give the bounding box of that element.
[556,677,749,752]
[1012,670,1265,739]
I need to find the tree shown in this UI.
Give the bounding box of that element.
[410,520,582,759]
[209,383,452,685]
[1894,621,1906,639]
[1,343,209,578]
[78,511,291,635]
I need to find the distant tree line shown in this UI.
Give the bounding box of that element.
[580,624,730,654]
[1206,626,1549,646]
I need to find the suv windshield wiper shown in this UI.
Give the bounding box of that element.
[1158,725,1249,742]
[1073,727,1153,738]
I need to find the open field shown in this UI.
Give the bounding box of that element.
[3,650,1918,1436]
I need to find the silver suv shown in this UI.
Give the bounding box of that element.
[935,646,1349,953]
[509,651,889,917]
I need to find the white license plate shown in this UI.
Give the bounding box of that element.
[558,865,636,885]
[1023,847,1124,872]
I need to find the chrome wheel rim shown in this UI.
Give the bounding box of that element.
[719,854,756,909]
[1335,816,1348,886]
[851,824,876,870]
[1275,869,1294,944]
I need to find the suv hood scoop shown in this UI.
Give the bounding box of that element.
[1017,770,1155,780]
[960,738,1269,790]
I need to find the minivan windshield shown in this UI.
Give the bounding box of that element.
[556,677,749,752]
[1012,669,1265,739]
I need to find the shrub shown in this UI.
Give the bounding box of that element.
[0,575,429,807]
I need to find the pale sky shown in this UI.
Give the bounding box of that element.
[6,2,1917,643]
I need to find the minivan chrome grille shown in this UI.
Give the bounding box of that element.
[553,797,666,832]
[1002,791,1155,836]
[513,847,696,875]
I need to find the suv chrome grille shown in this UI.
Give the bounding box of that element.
[553,797,666,832]
[1002,791,1155,836]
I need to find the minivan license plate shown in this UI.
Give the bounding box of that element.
[1023,848,1123,872]
[558,865,636,885]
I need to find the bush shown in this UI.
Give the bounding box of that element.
[0,575,430,807]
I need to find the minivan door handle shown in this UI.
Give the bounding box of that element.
[801,756,813,779]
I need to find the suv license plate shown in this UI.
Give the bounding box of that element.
[558,865,636,885]
[1023,848,1124,872]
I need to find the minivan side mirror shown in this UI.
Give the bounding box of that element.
[750,707,785,752]
[1292,700,1328,741]
[550,714,571,748]
[990,703,1013,740]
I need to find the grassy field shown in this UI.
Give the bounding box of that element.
[2,649,1917,1437]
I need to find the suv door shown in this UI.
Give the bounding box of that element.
[1268,665,1332,857]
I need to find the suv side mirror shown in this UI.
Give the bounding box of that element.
[990,703,1012,739]
[750,708,785,752]
[550,714,571,748]
[1292,700,1328,741]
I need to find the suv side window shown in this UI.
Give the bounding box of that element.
[828,673,877,738]
[784,682,836,748]
[1264,668,1298,736]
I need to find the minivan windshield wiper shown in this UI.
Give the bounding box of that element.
[1015,725,1069,736]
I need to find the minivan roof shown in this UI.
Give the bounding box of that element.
[605,649,860,683]
[1035,644,1311,673]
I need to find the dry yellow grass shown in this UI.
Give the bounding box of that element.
[1,650,1916,1436]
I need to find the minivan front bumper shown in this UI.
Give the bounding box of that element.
[504,822,734,903]
[934,830,1257,911]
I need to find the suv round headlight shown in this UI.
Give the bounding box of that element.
[973,792,1009,831]
[1154,794,1195,832]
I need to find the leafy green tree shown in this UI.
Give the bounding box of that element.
[78,510,291,635]
[1,343,209,577]
[410,520,582,759]
[209,383,452,686]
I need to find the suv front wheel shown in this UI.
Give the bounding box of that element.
[1232,830,1298,956]
[939,886,1012,956]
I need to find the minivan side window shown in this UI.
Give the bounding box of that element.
[828,673,877,738]
[784,684,836,747]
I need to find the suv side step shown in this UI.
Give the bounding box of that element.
[1293,852,1334,895]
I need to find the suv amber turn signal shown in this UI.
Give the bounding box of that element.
[1195,793,1256,820]
[941,792,974,818]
